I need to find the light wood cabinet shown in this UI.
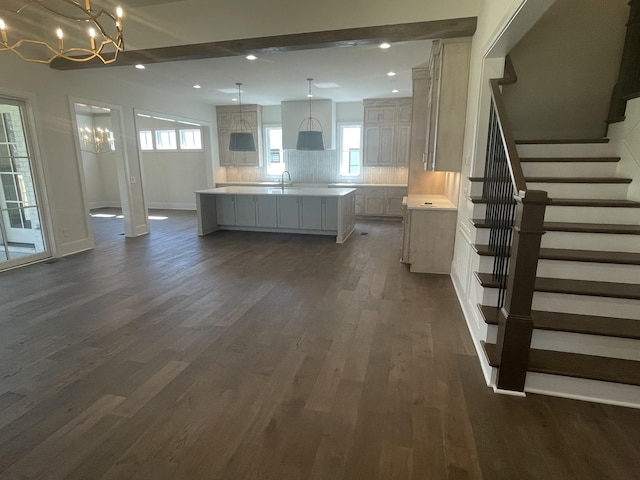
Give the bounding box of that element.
[345,186,408,217]
[362,98,412,167]
[216,105,263,167]
[402,207,457,274]
[423,40,471,172]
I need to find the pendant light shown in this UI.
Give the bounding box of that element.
[296,78,325,151]
[229,82,256,152]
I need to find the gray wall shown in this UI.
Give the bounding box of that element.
[502,0,629,140]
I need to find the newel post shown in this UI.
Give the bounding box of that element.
[495,190,549,392]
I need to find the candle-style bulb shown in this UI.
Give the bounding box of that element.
[0,18,7,45]
[116,6,123,18]
[56,28,64,51]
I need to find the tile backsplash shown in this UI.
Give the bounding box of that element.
[220,149,409,185]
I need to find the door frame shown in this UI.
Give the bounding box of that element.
[69,96,137,242]
[0,90,54,270]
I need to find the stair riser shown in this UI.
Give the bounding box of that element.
[473,229,640,253]
[535,260,640,284]
[468,181,629,199]
[475,257,640,284]
[522,162,618,177]
[532,291,640,320]
[516,143,616,158]
[527,182,628,200]
[477,285,640,319]
[472,203,640,225]
[485,324,640,361]
[524,372,640,409]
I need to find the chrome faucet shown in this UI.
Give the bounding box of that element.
[281,170,291,189]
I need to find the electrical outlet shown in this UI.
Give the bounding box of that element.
[130,176,136,184]
[62,228,69,238]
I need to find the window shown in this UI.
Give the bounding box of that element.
[179,129,202,150]
[138,125,203,152]
[139,130,153,150]
[155,130,177,150]
[339,125,362,177]
[265,126,285,176]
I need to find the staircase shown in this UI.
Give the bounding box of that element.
[468,139,640,406]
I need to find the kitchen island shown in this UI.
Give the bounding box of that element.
[195,186,356,243]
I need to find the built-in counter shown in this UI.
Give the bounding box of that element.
[401,195,458,274]
[195,186,356,243]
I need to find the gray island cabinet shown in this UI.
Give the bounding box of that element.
[195,187,356,243]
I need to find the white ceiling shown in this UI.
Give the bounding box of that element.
[104,40,432,106]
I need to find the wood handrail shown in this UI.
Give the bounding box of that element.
[489,56,528,197]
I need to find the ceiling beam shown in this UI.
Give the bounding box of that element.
[50,17,477,70]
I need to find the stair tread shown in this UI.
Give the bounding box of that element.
[482,342,640,386]
[544,222,640,234]
[479,305,640,340]
[468,196,640,208]
[471,218,640,234]
[475,272,640,300]
[473,244,640,265]
[468,176,631,183]
[526,176,632,184]
[515,138,610,144]
[519,157,620,163]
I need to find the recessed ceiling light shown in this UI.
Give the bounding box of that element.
[307,93,313,98]
[246,54,257,60]
[232,98,238,102]
[193,84,201,89]
[392,89,399,93]
[135,64,145,70]
[379,42,391,49]
[387,71,396,77]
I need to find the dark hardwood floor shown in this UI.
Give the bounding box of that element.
[0,210,638,479]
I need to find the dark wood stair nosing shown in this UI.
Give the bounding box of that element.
[468,196,640,208]
[478,305,640,340]
[471,218,640,235]
[515,138,610,144]
[481,342,640,387]
[519,156,620,163]
[468,176,631,184]
[472,244,640,266]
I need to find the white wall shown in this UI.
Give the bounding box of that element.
[137,116,211,210]
[449,0,555,384]
[502,0,629,140]
[0,53,216,256]
[609,97,640,202]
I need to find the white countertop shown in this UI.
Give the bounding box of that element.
[216,182,408,188]
[196,186,356,196]
[328,183,408,188]
[402,194,458,211]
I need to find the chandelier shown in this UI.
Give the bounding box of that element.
[80,126,112,153]
[0,0,124,65]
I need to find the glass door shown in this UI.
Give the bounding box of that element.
[0,99,48,267]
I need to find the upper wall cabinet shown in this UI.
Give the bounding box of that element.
[282,99,336,150]
[423,40,471,172]
[216,104,263,167]
[363,97,412,167]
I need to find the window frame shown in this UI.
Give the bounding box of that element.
[137,126,204,152]
[263,124,286,178]
[337,123,363,179]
